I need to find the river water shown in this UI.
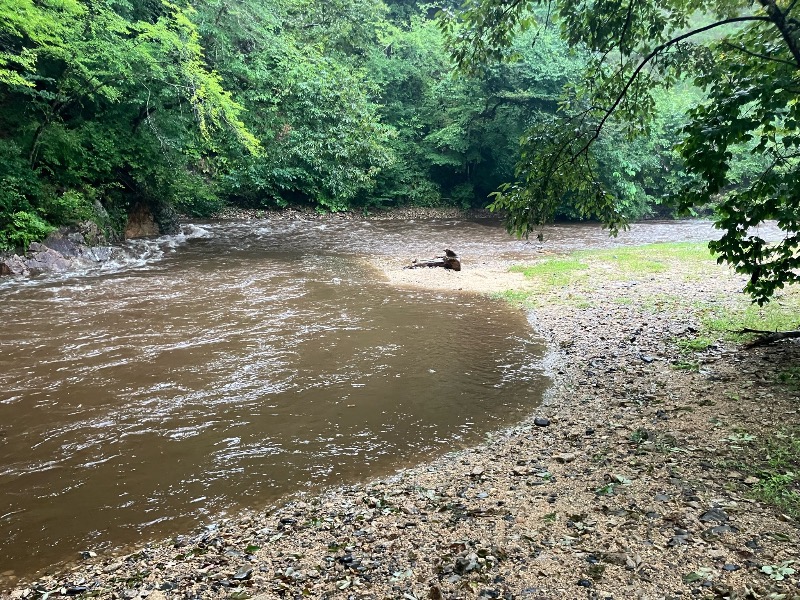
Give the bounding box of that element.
[0,218,775,581]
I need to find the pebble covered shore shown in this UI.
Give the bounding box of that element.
[4,227,800,600]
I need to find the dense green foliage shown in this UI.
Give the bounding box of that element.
[0,0,676,249]
[1,0,756,259]
[442,0,800,303]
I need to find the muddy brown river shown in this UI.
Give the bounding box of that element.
[0,218,778,581]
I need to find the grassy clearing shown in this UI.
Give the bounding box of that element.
[510,242,714,291]
[503,239,800,344]
[502,242,716,308]
[573,241,714,275]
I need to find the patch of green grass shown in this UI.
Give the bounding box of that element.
[513,243,713,285]
[777,367,800,389]
[671,360,700,372]
[492,289,537,307]
[575,242,714,274]
[701,299,800,342]
[542,512,558,523]
[571,296,593,309]
[736,429,800,517]
[676,336,714,352]
[754,473,800,517]
[510,257,589,288]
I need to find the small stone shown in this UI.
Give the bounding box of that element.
[123,589,138,600]
[577,579,592,587]
[712,584,733,597]
[555,453,576,463]
[455,553,479,574]
[429,586,444,600]
[710,525,738,535]
[669,534,690,546]
[471,466,485,477]
[655,494,671,502]
[700,508,729,523]
[744,476,760,485]
[641,355,655,364]
[601,553,628,566]
[79,551,97,560]
[233,567,253,581]
[722,564,740,572]
[65,587,88,596]
[534,417,550,427]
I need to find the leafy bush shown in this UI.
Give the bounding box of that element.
[40,191,96,225]
[0,211,54,251]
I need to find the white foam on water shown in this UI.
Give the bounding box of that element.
[0,224,214,289]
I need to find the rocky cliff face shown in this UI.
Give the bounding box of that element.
[124,203,161,239]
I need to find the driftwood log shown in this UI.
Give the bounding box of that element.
[405,249,461,271]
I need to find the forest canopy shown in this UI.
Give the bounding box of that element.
[1,0,796,302]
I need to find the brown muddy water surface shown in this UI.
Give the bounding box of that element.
[0,218,778,581]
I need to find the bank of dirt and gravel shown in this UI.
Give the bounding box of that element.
[3,232,800,600]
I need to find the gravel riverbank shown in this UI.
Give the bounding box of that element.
[4,243,800,600]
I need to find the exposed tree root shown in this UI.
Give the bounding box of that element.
[738,328,800,347]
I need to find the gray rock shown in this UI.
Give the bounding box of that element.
[24,246,71,273]
[699,508,729,523]
[0,254,29,276]
[534,417,550,427]
[455,553,479,574]
[42,232,80,257]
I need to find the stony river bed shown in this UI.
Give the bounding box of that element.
[2,215,799,599]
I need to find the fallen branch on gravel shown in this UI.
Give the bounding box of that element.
[405,249,461,271]
[738,328,800,347]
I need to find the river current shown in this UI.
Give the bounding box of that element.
[0,217,776,581]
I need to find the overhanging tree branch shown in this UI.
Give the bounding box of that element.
[758,0,800,66]
[572,15,774,161]
[722,41,798,67]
